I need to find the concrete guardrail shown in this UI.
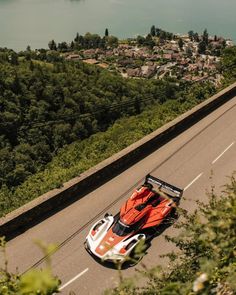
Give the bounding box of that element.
[1,82,236,238]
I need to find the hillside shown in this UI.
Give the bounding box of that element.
[0,46,235,216]
[0,48,179,189]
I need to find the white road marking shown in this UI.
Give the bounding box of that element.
[59,268,89,291]
[184,173,203,191]
[212,141,235,164]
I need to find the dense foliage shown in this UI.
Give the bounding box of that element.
[48,31,118,52]
[0,48,179,190]
[220,46,236,84]
[0,238,60,294]
[106,176,236,295]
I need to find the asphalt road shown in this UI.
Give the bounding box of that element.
[6,96,236,294]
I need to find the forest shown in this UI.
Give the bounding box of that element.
[0,48,179,188]
[0,46,235,216]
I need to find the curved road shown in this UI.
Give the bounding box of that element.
[7,96,236,294]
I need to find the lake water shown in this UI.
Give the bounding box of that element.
[0,0,236,50]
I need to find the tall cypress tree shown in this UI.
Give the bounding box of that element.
[105,28,109,37]
[203,29,209,45]
[150,25,156,37]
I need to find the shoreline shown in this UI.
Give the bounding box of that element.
[1,31,235,53]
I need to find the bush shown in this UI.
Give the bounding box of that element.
[0,238,60,294]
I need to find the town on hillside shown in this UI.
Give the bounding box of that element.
[49,27,234,86]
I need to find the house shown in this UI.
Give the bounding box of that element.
[98,63,109,69]
[172,53,181,60]
[65,54,81,60]
[118,44,132,50]
[163,54,172,60]
[163,49,175,55]
[124,50,134,58]
[141,65,156,78]
[95,48,105,54]
[188,63,198,71]
[83,49,97,57]
[117,58,134,67]
[105,50,114,57]
[83,59,99,65]
[226,39,234,47]
[127,68,141,77]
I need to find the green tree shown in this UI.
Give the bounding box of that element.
[202,28,209,45]
[136,35,145,46]
[150,25,156,37]
[198,40,207,54]
[186,46,193,57]
[74,32,79,42]
[57,41,68,52]
[193,32,200,42]
[9,52,18,65]
[106,35,118,48]
[188,30,194,41]
[221,46,236,82]
[48,39,57,51]
[178,38,184,50]
[155,27,162,37]
[145,34,155,48]
[70,40,75,49]
[105,28,109,37]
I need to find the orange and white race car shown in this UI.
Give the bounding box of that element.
[84,174,183,264]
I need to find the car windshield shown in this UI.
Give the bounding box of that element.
[112,218,145,236]
[112,220,133,236]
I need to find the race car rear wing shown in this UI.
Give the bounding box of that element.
[145,174,183,199]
